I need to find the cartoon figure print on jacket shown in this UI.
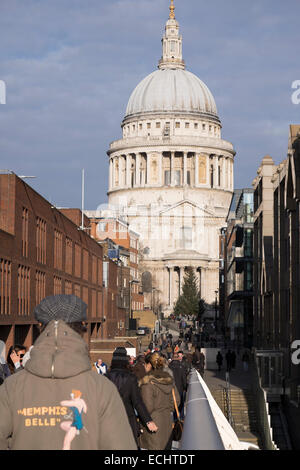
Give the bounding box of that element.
[60,390,87,450]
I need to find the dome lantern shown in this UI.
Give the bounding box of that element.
[158,0,185,70]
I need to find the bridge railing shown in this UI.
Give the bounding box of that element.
[180,368,259,450]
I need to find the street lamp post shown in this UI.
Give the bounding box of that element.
[152,287,157,315]
[215,289,218,332]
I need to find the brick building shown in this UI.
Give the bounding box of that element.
[100,238,130,334]
[88,214,144,315]
[0,172,123,353]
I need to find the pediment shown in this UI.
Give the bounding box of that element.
[158,199,216,218]
[162,249,209,261]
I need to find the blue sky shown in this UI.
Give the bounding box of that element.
[0,0,300,210]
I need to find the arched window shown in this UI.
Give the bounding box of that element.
[142,271,152,293]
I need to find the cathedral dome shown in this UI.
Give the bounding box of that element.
[124,68,219,121]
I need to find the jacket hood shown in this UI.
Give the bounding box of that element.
[25,320,91,379]
[139,369,174,394]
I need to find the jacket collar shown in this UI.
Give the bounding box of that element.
[25,320,91,379]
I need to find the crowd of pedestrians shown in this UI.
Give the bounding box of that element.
[103,338,193,450]
[0,294,137,450]
[0,294,251,450]
[215,349,250,373]
[0,294,194,451]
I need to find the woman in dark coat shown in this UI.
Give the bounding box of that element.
[105,347,158,446]
[139,352,180,450]
[216,351,223,372]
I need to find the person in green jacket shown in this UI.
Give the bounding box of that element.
[0,294,137,451]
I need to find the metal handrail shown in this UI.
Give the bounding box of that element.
[224,372,235,429]
[179,368,255,450]
[180,368,225,450]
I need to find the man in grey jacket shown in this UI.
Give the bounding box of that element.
[0,295,137,450]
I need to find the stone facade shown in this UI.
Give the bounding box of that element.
[106,5,235,316]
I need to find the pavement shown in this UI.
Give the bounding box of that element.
[161,321,261,447]
[203,351,254,391]
[202,350,262,447]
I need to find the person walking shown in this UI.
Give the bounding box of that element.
[178,351,191,377]
[106,347,158,447]
[132,355,147,380]
[225,349,232,372]
[230,350,237,370]
[169,353,188,420]
[139,352,180,450]
[192,347,205,377]
[242,350,250,372]
[216,351,223,372]
[166,342,173,360]
[199,350,205,377]
[0,294,137,450]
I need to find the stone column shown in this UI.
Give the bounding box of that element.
[226,158,229,190]
[113,157,117,188]
[183,152,188,186]
[230,158,233,190]
[206,154,210,186]
[174,267,180,298]
[172,266,179,306]
[167,266,173,306]
[135,153,140,187]
[200,267,206,300]
[197,267,202,298]
[146,153,150,185]
[159,152,163,186]
[126,154,131,187]
[195,153,199,187]
[214,155,219,188]
[109,158,113,190]
[222,156,226,189]
[118,156,122,187]
[122,155,126,187]
[179,267,185,294]
[171,151,175,186]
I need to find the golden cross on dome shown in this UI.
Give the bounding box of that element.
[169,0,175,19]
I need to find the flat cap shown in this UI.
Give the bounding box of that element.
[34,294,87,325]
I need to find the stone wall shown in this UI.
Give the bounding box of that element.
[89,336,139,366]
